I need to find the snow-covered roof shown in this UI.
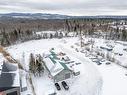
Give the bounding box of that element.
[50,61,64,76]
[72,65,81,73]
[43,49,74,76]
[43,57,55,71]
[43,57,64,76]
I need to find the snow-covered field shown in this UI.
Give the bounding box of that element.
[6,37,127,95]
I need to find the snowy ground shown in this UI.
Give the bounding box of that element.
[6,37,127,95]
[95,63,127,95]
[63,37,127,95]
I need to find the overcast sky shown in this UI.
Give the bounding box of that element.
[0,0,127,16]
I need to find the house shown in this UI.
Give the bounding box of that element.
[0,61,20,95]
[43,50,73,82]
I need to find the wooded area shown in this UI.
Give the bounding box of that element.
[0,18,127,46]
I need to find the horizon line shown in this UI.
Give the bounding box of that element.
[0,12,127,17]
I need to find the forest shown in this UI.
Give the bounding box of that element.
[0,18,127,46]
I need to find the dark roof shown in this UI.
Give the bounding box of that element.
[2,62,17,72]
[0,73,15,87]
[0,62,20,88]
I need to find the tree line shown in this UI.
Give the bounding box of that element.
[1,18,127,46]
[65,19,127,41]
[0,28,35,46]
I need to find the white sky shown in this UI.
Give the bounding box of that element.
[0,0,127,16]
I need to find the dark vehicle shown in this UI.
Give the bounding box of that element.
[49,93,57,95]
[75,62,81,65]
[96,61,102,65]
[119,53,123,56]
[61,81,69,90]
[55,83,61,90]
[106,62,111,65]
[67,61,75,64]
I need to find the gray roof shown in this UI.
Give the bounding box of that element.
[0,62,20,88]
[2,62,17,72]
[0,73,15,87]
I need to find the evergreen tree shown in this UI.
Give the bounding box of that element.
[1,28,10,46]
[121,28,127,41]
[29,53,35,75]
[29,54,44,77]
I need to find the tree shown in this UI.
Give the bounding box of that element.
[1,28,10,46]
[54,31,58,38]
[29,54,44,77]
[49,33,53,39]
[121,27,127,41]
[35,54,44,77]
[59,32,63,38]
[29,53,36,75]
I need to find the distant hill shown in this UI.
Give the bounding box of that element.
[0,13,71,20]
[0,13,127,20]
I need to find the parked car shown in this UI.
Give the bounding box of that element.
[61,81,69,90]
[92,59,98,62]
[90,57,97,60]
[75,62,81,65]
[119,53,123,56]
[67,61,75,64]
[55,83,61,90]
[96,61,102,65]
[123,48,127,51]
[105,62,111,65]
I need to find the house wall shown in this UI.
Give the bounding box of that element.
[54,70,72,82]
